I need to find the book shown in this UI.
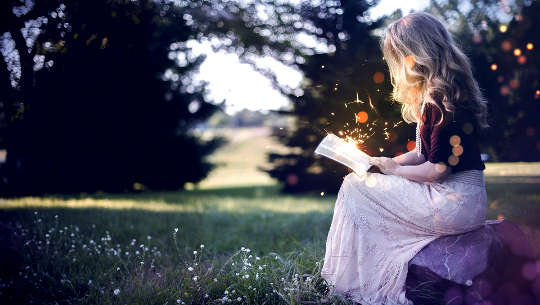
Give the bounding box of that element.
[314,134,372,174]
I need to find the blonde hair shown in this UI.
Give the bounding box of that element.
[380,12,488,128]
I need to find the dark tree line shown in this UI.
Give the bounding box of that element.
[264,0,540,193]
[0,0,299,196]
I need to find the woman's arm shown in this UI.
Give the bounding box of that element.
[392,149,425,166]
[393,161,451,183]
[369,158,451,183]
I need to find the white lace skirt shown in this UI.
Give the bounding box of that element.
[321,170,487,305]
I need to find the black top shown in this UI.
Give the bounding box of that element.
[419,102,485,172]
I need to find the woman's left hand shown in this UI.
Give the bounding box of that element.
[369,157,400,175]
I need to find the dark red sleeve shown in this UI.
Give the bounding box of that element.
[426,105,452,165]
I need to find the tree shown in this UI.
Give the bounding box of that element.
[264,1,413,193]
[426,0,540,161]
[0,0,228,195]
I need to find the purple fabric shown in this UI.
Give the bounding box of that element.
[407,219,538,305]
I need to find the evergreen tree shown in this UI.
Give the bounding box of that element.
[427,0,540,161]
[265,1,413,193]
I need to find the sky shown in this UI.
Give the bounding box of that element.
[191,0,431,114]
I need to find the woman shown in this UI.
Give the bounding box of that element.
[321,12,490,305]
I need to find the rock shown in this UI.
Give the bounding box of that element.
[405,220,539,305]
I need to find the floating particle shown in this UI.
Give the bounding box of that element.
[448,155,459,166]
[373,72,385,84]
[490,64,498,71]
[501,40,512,51]
[355,112,368,124]
[449,135,461,146]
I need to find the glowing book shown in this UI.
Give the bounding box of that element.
[314,134,372,174]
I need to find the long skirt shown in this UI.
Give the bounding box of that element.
[321,170,487,305]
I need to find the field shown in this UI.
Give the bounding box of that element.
[1,127,539,304]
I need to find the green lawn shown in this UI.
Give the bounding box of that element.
[1,127,539,304]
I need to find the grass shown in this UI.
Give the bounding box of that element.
[1,127,539,304]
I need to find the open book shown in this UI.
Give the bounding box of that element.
[314,134,372,174]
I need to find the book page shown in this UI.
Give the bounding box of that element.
[314,134,372,174]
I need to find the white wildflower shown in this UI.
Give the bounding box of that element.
[200,244,205,248]
[113,288,120,295]
[187,266,193,272]
[193,250,197,255]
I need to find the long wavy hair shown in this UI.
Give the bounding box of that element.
[380,12,489,128]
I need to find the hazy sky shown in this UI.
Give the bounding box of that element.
[191,0,430,114]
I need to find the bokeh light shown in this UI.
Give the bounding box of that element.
[355,111,368,123]
[450,135,461,146]
[490,64,498,71]
[501,40,512,51]
[499,24,508,32]
[518,56,527,64]
[462,123,474,135]
[452,145,464,156]
[500,85,510,96]
[514,48,522,56]
[526,42,534,50]
[406,140,416,151]
[372,72,385,84]
[509,79,520,89]
[448,155,459,166]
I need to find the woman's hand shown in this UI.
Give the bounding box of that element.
[369,157,400,175]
